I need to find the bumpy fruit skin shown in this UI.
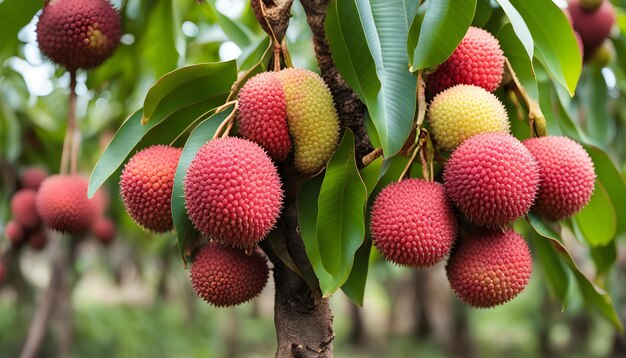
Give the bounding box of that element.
[278,68,340,174]
[93,217,116,244]
[190,243,269,307]
[444,133,540,227]
[20,167,48,190]
[184,138,283,248]
[36,0,121,70]
[120,145,182,233]
[428,84,509,151]
[427,27,504,96]
[36,175,96,233]
[446,229,532,308]
[523,136,595,221]
[370,179,457,268]
[569,0,615,58]
[28,231,48,251]
[11,189,40,230]
[4,221,24,244]
[238,72,291,161]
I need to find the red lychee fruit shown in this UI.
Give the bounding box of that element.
[569,0,615,58]
[28,231,48,251]
[190,243,269,307]
[370,179,457,268]
[237,72,291,161]
[93,217,116,244]
[11,189,40,230]
[20,167,48,190]
[427,26,505,96]
[120,145,182,233]
[36,0,122,70]
[446,229,532,308]
[184,137,283,249]
[523,136,595,221]
[444,133,540,227]
[4,221,24,244]
[36,175,96,234]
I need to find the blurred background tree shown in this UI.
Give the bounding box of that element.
[0,0,625,357]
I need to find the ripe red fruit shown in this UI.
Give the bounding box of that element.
[569,0,615,58]
[238,72,291,161]
[190,243,269,307]
[11,189,40,230]
[36,0,122,69]
[184,137,283,249]
[523,136,596,221]
[28,231,48,251]
[427,27,504,96]
[120,145,182,233]
[36,175,96,233]
[446,229,532,308]
[444,133,540,227]
[370,179,457,268]
[4,221,24,244]
[93,217,116,244]
[20,167,48,190]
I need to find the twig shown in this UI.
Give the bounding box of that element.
[504,58,547,137]
[362,147,383,166]
[212,104,238,140]
[60,71,78,175]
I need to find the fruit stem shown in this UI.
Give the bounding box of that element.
[280,37,293,69]
[398,129,427,182]
[60,71,78,175]
[212,103,238,140]
[503,58,547,137]
[362,147,384,166]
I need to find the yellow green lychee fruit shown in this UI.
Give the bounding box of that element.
[428,84,509,152]
[278,68,340,174]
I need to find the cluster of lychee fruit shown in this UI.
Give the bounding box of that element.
[370,26,596,308]
[4,167,116,253]
[117,68,340,306]
[566,0,615,62]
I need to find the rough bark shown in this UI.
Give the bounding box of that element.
[250,0,295,43]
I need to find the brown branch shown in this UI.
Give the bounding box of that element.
[250,0,294,43]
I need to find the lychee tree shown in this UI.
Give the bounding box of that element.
[2,0,626,356]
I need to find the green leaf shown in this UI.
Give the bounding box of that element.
[359,156,384,197]
[590,242,617,279]
[207,0,254,49]
[507,0,581,95]
[139,0,181,78]
[498,23,537,100]
[528,214,623,331]
[340,236,372,306]
[573,182,616,247]
[408,0,476,70]
[586,146,626,236]
[473,0,493,27]
[494,0,534,60]
[142,61,237,124]
[172,107,234,264]
[354,0,417,156]
[0,0,40,57]
[581,68,615,146]
[237,37,271,71]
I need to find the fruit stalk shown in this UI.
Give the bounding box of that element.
[60,71,78,175]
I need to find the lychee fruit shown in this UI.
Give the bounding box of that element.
[184,137,283,249]
[119,145,182,233]
[370,179,457,268]
[93,217,116,244]
[569,0,615,58]
[4,221,24,244]
[523,136,595,221]
[428,84,509,152]
[427,27,505,96]
[36,175,96,234]
[237,72,291,161]
[28,231,48,251]
[444,133,540,227]
[20,167,48,190]
[446,229,532,308]
[11,189,40,230]
[588,40,615,68]
[190,243,269,307]
[36,0,122,70]
[278,68,340,174]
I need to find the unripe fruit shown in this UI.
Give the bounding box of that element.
[569,0,615,58]
[36,175,96,234]
[370,179,457,268]
[20,167,48,190]
[4,221,24,244]
[446,229,532,308]
[93,217,116,244]
[120,145,182,233]
[184,137,283,249]
[28,231,48,251]
[11,189,40,230]
[36,0,121,69]
[190,243,269,307]
[238,72,291,161]
[523,136,595,221]
[428,85,509,152]
[588,40,615,68]
[278,68,340,174]
[427,27,505,96]
[444,133,540,227]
